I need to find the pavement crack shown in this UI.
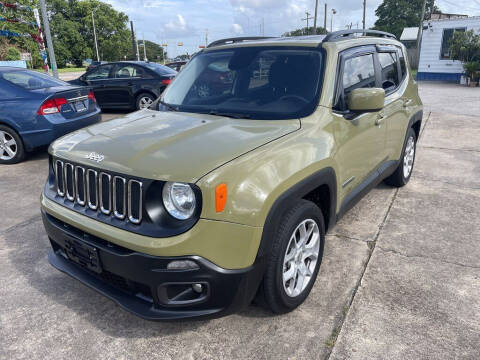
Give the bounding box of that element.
[324,189,399,359]
[376,246,480,270]
[418,145,480,154]
[328,233,370,245]
[0,215,42,235]
[419,111,432,139]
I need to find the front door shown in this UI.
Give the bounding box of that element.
[333,48,387,202]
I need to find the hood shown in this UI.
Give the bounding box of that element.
[50,109,300,183]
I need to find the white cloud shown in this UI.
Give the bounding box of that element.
[163,14,196,38]
[231,23,244,35]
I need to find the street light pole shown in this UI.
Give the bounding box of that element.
[39,0,58,78]
[92,10,100,61]
[331,9,336,32]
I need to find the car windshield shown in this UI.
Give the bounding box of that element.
[1,70,68,90]
[160,47,324,120]
[144,62,177,76]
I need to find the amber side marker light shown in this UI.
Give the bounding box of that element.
[215,183,227,212]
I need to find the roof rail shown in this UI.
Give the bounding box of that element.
[323,29,396,42]
[207,36,276,48]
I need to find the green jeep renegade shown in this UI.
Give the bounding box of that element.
[41,30,423,320]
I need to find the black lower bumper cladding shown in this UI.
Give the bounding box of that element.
[42,210,265,321]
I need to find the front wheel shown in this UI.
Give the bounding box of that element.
[259,200,325,314]
[384,127,417,187]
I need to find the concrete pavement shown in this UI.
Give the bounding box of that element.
[0,82,479,359]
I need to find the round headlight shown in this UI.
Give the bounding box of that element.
[162,182,196,220]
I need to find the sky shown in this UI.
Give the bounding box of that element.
[103,0,480,58]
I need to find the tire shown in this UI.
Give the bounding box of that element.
[0,125,25,164]
[135,93,155,110]
[259,199,325,314]
[384,127,416,187]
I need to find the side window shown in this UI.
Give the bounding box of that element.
[343,54,376,95]
[398,48,407,80]
[378,52,400,92]
[85,64,113,81]
[114,65,136,78]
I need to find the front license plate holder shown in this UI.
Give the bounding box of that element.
[64,237,102,274]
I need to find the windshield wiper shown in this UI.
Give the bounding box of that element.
[158,99,179,112]
[208,110,251,119]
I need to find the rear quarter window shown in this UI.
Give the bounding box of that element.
[1,70,67,90]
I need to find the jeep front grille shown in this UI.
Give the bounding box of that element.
[54,159,143,224]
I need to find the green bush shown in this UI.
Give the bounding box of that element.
[464,61,480,82]
[6,47,21,61]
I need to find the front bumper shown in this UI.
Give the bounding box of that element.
[43,210,265,320]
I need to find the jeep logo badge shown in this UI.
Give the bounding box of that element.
[85,152,105,163]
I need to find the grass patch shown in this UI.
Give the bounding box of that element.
[34,67,85,73]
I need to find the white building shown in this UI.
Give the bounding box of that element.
[418,16,480,82]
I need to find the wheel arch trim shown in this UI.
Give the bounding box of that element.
[256,167,337,260]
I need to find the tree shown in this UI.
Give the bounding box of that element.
[135,40,165,62]
[449,30,480,83]
[6,47,21,60]
[374,0,438,39]
[283,26,327,37]
[449,30,480,63]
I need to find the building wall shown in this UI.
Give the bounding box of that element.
[418,17,480,81]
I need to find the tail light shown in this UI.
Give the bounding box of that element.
[37,97,68,115]
[161,79,172,86]
[88,91,96,103]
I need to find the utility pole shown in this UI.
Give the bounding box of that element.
[324,3,328,32]
[262,17,264,36]
[362,0,366,30]
[142,33,147,61]
[39,0,58,78]
[416,0,427,68]
[205,28,208,47]
[130,21,136,60]
[92,10,99,61]
[429,0,435,19]
[313,0,319,34]
[302,11,313,35]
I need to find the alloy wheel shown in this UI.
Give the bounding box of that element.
[282,219,320,298]
[403,136,415,178]
[138,96,153,109]
[0,130,17,161]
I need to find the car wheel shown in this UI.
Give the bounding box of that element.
[384,127,417,187]
[0,125,25,164]
[259,200,325,314]
[136,93,155,110]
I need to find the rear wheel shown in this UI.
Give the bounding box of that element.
[259,200,325,314]
[384,127,416,187]
[0,125,25,164]
[136,93,155,110]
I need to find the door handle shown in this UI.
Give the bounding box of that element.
[375,112,386,126]
[403,99,413,108]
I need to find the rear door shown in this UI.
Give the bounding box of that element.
[333,46,387,200]
[83,64,114,106]
[376,46,412,160]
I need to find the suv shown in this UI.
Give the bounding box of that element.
[41,30,422,320]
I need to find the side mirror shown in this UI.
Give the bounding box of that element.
[348,88,385,112]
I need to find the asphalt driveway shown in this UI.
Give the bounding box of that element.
[0,82,479,359]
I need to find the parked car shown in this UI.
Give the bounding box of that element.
[0,67,101,164]
[41,30,423,320]
[86,61,108,72]
[69,61,177,110]
[165,61,187,72]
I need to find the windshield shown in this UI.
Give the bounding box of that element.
[1,70,68,90]
[160,47,324,120]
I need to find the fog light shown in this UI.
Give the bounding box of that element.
[167,260,199,270]
[192,283,203,293]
